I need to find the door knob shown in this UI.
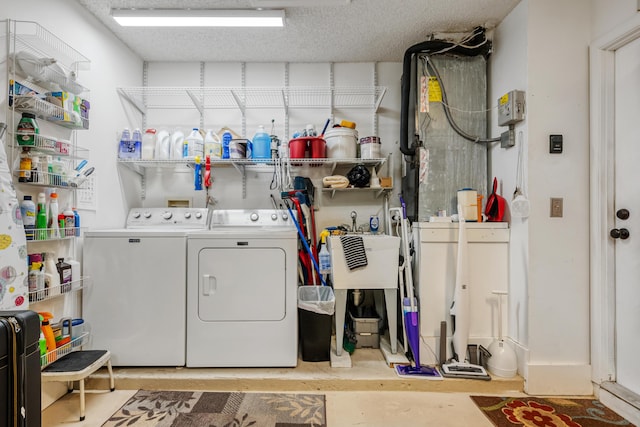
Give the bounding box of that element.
[610,228,630,239]
[616,209,630,220]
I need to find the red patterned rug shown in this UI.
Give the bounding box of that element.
[471,396,636,427]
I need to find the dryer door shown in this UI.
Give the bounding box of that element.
[198,247,286,321]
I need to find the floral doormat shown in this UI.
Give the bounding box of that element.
[102,390,326,427]
[471,396,636,427]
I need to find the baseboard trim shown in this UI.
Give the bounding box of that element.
[525,364,593,395]
[598,382,640,424]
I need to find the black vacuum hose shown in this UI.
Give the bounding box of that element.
[400,27,491,156]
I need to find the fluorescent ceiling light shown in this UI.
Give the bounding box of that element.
[111,9,285,27]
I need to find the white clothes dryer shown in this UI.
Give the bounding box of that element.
[186,209,298,367]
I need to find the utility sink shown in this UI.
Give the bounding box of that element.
[327,234,400,290]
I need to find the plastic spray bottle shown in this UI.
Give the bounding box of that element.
[319,230,332,275]
[48,191,60,239]
[36,192,47,240]
[38,312,56,363]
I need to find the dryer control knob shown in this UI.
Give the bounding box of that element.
[271,213,278,221]
[132,212,141,219]
[163,211,173,220]
[195,212,202,219]
[143,212,151,219]
[184,212,192,219]
[250,212,259,222]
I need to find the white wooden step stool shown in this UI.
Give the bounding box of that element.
[41,350,114,421]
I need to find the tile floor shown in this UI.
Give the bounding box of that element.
[43,348,529,426]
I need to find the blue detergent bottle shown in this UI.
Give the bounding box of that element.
[252,125,271,159]
[222,131,232,159]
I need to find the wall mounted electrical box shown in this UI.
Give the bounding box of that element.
[498,90,526,126]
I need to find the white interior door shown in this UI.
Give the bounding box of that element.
[613,36,640,395]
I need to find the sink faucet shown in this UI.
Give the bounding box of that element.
[350,211,357,232]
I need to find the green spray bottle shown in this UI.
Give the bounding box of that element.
[35,192,47,240]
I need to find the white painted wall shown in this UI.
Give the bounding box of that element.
[591,0,639,40]
[5,0,143,408]
[526,0,591,394]
[489,0,593,395]
[487,0,529,368]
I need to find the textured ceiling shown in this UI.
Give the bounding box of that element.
[74,0,520,62]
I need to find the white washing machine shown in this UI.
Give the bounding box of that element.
[83,207,209,366]
[186,209,298,367]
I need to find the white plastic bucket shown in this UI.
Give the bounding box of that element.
[324,127,358,159]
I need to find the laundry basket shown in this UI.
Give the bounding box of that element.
[298,286,335,362]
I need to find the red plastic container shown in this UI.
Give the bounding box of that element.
[289,137,326,159]
[289,137,308,159]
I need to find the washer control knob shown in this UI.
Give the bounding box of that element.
[250,212,259,222]
[282,213,288,221]
[195,212,202,219]
[132,212,141,219]
[162,211,173,220]
[143,212,151,219]
[271,213,278,221]
[184,212,192,219]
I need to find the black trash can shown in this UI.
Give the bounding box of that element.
[298,286,335,362]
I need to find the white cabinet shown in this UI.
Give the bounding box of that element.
[3,20,91,367]
[413,222,509,365]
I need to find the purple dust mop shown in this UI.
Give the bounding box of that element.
[394,200,441,379]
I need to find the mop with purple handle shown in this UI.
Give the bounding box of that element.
[395,196,441,378]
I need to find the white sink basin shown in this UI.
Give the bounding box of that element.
[327,234,400,290]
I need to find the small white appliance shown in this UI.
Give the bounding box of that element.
[83,207,209,366]
[186,209,298,367]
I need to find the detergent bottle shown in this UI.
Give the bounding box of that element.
[184,128,204,160]
[38,312,57,362]
[318,230,332,275]
[251,125,271,159]
[204,129,221,159]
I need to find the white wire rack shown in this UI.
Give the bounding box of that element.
[12,95,88,130]
[11,20,90,72]
[28,276,86,304]
[117,86,387,115]
[11,132,88,158]
[40,332,90,368]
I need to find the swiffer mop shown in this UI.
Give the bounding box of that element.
[441,206,491,380]
[395,198,441,379]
